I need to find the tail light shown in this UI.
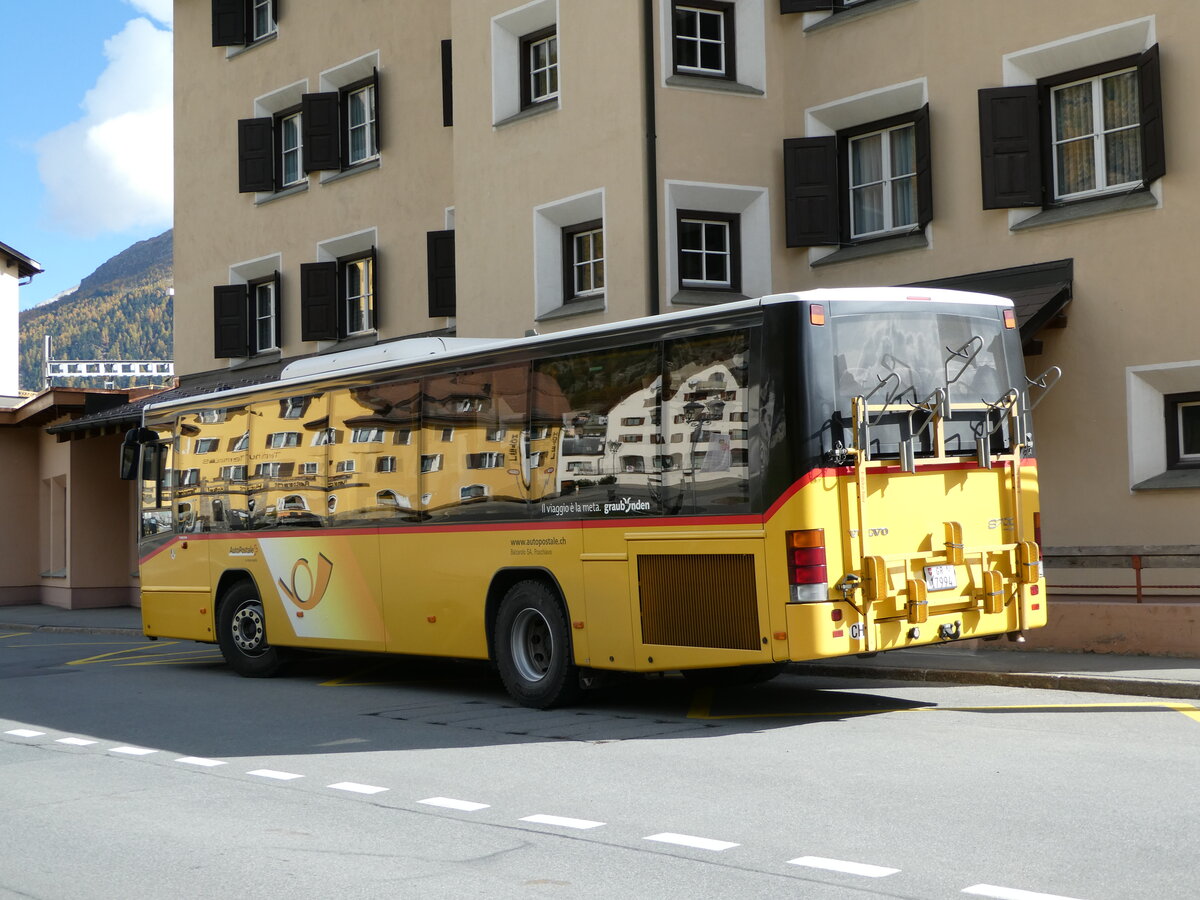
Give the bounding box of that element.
[787,529,828,602]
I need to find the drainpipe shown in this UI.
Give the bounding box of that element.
[642,0,661,317]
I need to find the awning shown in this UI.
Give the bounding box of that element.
[905,258,1073,355]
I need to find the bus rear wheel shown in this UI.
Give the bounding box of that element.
[495,580,580,709]
[217,581,284,678]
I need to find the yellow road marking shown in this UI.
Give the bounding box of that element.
[118,650,223,666]
[67,643,184,666]
[0,632,31,639]
[689,697,1200,725]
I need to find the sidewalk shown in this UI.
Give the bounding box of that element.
[1,604,1197,700]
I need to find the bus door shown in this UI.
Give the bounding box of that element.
[137,415,213,642]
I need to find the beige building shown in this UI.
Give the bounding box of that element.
[173,1,1198,649]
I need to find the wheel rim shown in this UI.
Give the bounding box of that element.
[509,608,553,683]
[230,601,268,657]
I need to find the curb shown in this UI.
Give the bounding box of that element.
[0,623,145,638]
[788,663,1200,701]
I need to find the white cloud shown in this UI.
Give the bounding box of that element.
[126,0,173,27]
[36,16,173,238]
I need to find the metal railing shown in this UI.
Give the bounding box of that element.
[1043,546,1200,603]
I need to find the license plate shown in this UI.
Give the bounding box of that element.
[924,565,957,592]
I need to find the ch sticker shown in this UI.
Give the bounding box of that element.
[278,553,334,610]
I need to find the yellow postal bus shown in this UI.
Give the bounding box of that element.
[124,288,1057,707]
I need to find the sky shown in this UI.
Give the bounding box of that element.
[0,0,173,309]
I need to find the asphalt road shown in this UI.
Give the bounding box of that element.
[1,630,1196,899]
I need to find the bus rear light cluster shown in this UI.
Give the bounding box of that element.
[787,529,828,602]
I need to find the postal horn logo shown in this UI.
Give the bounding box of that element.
[278,553,334,610]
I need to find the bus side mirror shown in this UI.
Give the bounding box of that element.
[120,428,164,481]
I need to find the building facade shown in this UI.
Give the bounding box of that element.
[174,0,1199,644]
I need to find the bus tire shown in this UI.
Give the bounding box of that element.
[495,580,580,709]
[681,662,788,688]
[216,581,284,678]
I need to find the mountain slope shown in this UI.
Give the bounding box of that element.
[18,230,173,391]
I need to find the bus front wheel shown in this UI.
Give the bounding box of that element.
[217,581,284,678]
[495,580,580,709]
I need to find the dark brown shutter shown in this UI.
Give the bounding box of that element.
[779,0,839,12]
[272,0,280,24]
[367,245,379,331]
[441,40,454,127]
[372,67,382,153]
[237,118,274,193]
[914,103,933,227]
[272,269,283,350]
[302,92,341,172]
[214,284,250,358]
[978,86,1043,209]
[427,230,457,317]
[212,0,247,46]
[783,136,839,247]
[1138,44,1165,184]
[300,262,339,341]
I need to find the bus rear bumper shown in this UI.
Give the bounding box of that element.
[784,582,1047,660]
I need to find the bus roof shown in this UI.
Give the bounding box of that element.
[145,287,1013,416]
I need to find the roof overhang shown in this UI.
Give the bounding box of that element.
[0,240,45,281]
[905,259,1073,355]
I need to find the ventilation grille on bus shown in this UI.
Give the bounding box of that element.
[637,554,760,651]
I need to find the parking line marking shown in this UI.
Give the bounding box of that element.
[247,769,304,781]
[56,738,99,747]
[110,747,157,756]
[418,797,489,812]
[329,782,388,795]
[645,833,739,852]
[176,757,226,767]
[520,814,605,830]
[5,729,45,738]
[788,856,899,878]
[963,884,1086,900]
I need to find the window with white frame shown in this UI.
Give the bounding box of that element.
[300,232,378,343]
[344,79,378,166]
[343,253,374,336]
[847,121,918,239]
[312,428,339,446]
[351,427,385,443]
[299,462,319,475]
[421,454,443,473]
[460,484,489,501]
[335,460,356,474]
[252,278,278,352]
[376,456,397,473]
[281,396,308,418]
[255,462,283,478]
[1049,67,1142,201]
[678,211,739,291]
[394,429,412,445]
[195,438,220,454]
[232,432,250,452]
[212,0,276,48]
[522,27,558,108]
[266,432,300,449]
[563,220,605,301]
[467,452,504,469]
[277,108,303,188]
[1166,393,1200,470]
[220,465,247,482]
[673,2,733,79]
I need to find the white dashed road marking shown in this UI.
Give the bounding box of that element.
[963,885,1087,900]
[56,738,99,746]
[788,856,900,878]
[645,832,739,852]
[520,814,605,830]
[176,756,226,767]
[329,782,389,795]
[110,746,157,756]
[6,729,45,737]
[418,797,490,812]
[247,769,304,781]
